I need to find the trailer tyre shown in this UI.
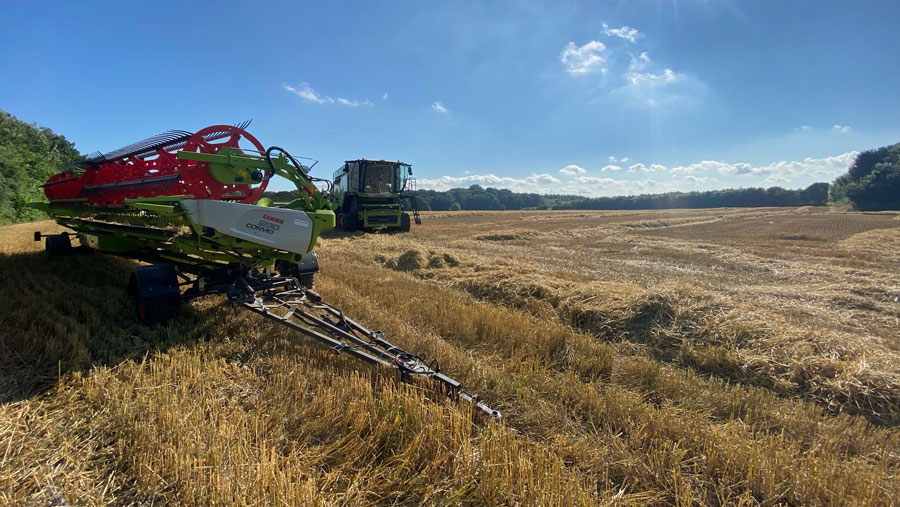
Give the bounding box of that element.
[45,234,72,259]
[276,252,318,288]
[129,264,180,325]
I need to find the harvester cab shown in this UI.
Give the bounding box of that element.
[333,159,420,232]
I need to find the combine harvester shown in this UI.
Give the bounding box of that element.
[332,159,422,232]
[30,123,499,420]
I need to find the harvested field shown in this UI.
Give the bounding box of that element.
[2,207,900,505]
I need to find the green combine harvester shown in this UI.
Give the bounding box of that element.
[30,123,498,420]
[332,159,421,232]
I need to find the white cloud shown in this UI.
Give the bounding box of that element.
[669,152,857,186]
[608,155,630,163]
[600,164,622,172]
[796,125,815,131]
[559,164,587,176]
[628,163,666,173]
[417,152,856,198]
[383,92,389,100]
[432,101,449,114]
[602,22,643,43]
[560,40,608,75]
[417,172,560,193]
[283,82,371,107]
[671,160,739,176]
[832,124,851,133]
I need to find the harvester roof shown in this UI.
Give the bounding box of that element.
[345,159,410,166]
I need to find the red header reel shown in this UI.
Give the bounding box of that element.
[43,123,270,206]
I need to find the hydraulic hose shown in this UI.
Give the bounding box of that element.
[265,146,333,193]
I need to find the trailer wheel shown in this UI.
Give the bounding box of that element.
[129,264,180,325]
[276,252,318,289]
[45,234,72,259]
[297,273,314,289]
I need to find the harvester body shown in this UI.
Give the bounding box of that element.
[333,159,417,232]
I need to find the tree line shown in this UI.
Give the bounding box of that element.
[401,183,831,211]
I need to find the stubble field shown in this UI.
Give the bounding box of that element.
[1,207,899,505]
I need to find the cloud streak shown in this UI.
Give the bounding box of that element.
[283,82,371,107]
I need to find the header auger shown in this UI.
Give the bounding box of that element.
[30,123,499,421]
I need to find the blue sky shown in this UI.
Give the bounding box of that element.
[2,0,898,196]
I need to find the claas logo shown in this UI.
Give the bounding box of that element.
[262,214,284,224]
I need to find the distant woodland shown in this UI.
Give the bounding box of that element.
[2,109,898,225]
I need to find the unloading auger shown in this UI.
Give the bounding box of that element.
[29,123,500,420]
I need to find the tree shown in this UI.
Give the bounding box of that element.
[0,109,83,224]
[832,143,900,211]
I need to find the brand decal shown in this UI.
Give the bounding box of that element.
[262,214,284,224]
[245,218,281,235]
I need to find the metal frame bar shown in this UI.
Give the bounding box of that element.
[232,275,501,420]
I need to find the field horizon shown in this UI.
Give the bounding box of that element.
[2,207,899,505]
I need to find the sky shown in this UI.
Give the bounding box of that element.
[1,0,899,196]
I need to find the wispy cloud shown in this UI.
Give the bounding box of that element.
[600,164,623,172]
[283,83,332,104]
[283,82,371,107]
[431,101,449,114]
[608,155,629,163]
[559,28,706,109]
[602,22,643,44]
[612,52,706,109]
[560,40,608,75]
[832,124,851,133]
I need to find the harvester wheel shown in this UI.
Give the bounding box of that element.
[400,212,411,233]
[45,234,72,259]
[342,212,358,232]
[129,264,180,325]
